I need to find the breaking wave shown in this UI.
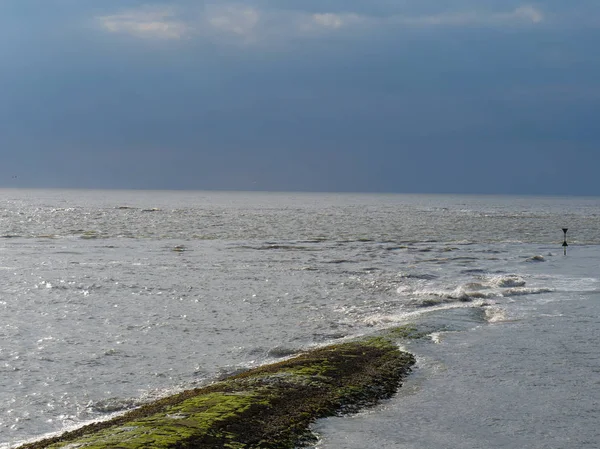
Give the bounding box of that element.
[404,274,553,307]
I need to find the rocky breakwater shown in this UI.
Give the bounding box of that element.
[17,337,415,449]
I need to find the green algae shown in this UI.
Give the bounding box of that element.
[42,393,261,449]
[382,324,430,340]
[18,337,415,449]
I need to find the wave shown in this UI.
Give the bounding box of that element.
[483,306,508,323]
[408,287,498,306]
[461,268,489,274]
[235,243,320,252]
[88,397,142,414]
[402,274,553,307]
[487,275,526,288]
[360,300,491,327]
[349,270,550,305]
[429,332,444,344]
[398,273,438,280]
[503,287,554,296]
[408,286,553,307]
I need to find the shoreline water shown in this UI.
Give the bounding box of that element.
[309,289,600,449]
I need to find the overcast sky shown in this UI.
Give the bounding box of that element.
[1,1,598,194]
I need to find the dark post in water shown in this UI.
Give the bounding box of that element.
[562,228,568,255]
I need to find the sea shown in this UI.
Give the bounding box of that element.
[0,189,598,449]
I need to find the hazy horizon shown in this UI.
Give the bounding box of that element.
[2,186,599,199]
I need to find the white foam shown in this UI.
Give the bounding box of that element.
[483,306,507,323]
[429,332,444,344]
[486,275,526,288]
[361,300,491,327]
[410,286,501,303]
[502,287,553,297]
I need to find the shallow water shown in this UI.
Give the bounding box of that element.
[311,254,600,448]
[1,189,598,448]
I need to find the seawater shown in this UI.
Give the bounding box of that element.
[1,189,598,448]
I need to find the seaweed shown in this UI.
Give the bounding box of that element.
[17,337,415,449]
[382,324,430,340]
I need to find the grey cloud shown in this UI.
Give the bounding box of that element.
[1,0,599,194]
[91,1,550,44]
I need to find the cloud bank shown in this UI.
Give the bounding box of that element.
[98,7,188,39]
[97,3,545,43]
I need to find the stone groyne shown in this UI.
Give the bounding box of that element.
[18,336,415,449]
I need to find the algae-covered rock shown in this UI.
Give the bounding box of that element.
[382,324,430,340]
[18,337,414,449]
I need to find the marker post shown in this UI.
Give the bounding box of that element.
[562,228,568,255]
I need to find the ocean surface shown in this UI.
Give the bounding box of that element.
[1,189,598,448]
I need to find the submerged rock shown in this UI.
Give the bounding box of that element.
[18,337,414,449]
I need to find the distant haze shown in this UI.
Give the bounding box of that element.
[1,1,598,195]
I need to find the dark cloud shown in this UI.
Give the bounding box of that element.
[0,1,598,194]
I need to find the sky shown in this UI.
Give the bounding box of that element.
[0,1,599,195]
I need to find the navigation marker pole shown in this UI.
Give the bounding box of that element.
[562,228,568,255]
